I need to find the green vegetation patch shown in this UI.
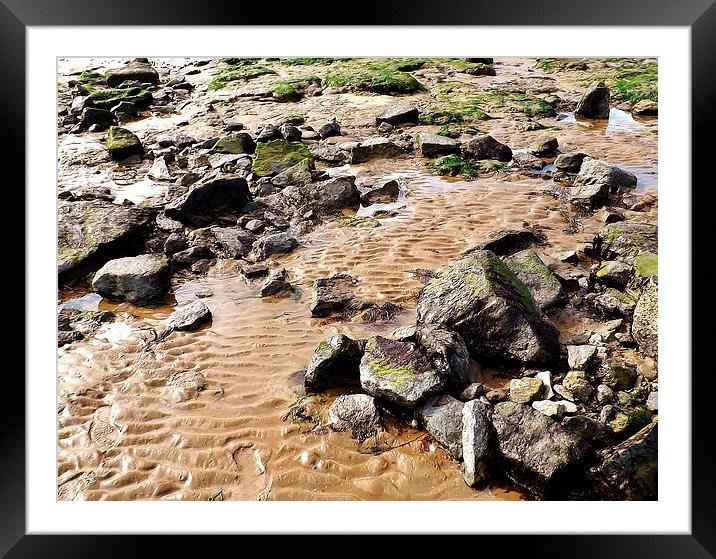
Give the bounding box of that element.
[271,76,321,102]
[209,63,275,90]
[579,59,657,105]
[429,154,478,179]
[252,139,313,177]
[280,57,350,66]
[87,86,152,110]
[323,59,424,94]
[368,358,415,389]
[634,251,658,278]
[79,71,104,88]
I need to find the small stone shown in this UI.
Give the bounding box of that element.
[646,391,658,411]
[328,394,381,441]
[244,219,264,233]
[166,300,212,331]
[562,371,593,402]
[416,395,464,459]
[567,345,598,371]
[575,81,610,119]
[460,382,485,401]
[376,105,419,126]
[554,152,589,172]
[527,136,558,156]
[148,157,171,181]
[461,399,493,487]
[259,268,293,297]
[534,371,554,399]
[553,384,574,401]
[485,388,508,403]
[631,99,658,116]
[416,132,460,158]
[596,383,615,404]
[509,377,544,404]
[305,334,363,390]
[318,120,341,139]
[532,399,565,418]
[604,360,638,390]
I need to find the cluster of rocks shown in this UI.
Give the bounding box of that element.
[302,223,657,500]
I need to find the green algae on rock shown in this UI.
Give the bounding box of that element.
[252,140,313,177]
[86,86,152,111]
[210,133,256,155]
[105,126,143,160]
[271,76,321,102]
[324,59,422,94]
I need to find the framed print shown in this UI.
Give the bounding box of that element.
[5,0,715,555]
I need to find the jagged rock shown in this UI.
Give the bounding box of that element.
[360,179,400,206]
[417,251,560,367]
[417,395,464,459]
[279,123,303,142]
[58,200,153,277]
[165,176,250,227]
[416,133,460,158]
[148,157,171,181]
[259,268,293,297]
[359,336,444,409]
[296,176,361,212]
[105,58,159,87]
[416,324,471,389]
[569,158,637,206]
[603,360,638,391]
[586,289,637,319]
[467,228,541,256]
[255,124,281,142]
[462,399,493,487]
[485,388,508,403]
[249,232,298,261]
[92,254,170,305]
[328,394,381,441]
[562,370,593,402]
[318,120,341,139]
[527,136,558,156]
[492,401,590,495]
[376,105,419,125]
[632,280,658,359]
[631,100,658,116]
[505,249,564,311]
[305,334,364,390]
[511,152,546,170]
[593,221,658,260]
[252,140,313,177]
[531,400,566,418]
[310,273,365,318]
[79,108,116,131]
[166,300,212,331]
[171,246,215,267]
[554,152,589,172]
[594,259,633,289]
[460,382,485,401]
[563,415,610,447]
[349,137,403,163]
[210,133,256,155]
[509,377,544,403]
[105,126,143,160]
[575,81,611,119]
[567,345,598,371]
[271,158,313,188]
[189,226,254,259]
[460,135,512,162]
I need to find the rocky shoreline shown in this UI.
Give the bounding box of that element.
[57,57,658,501]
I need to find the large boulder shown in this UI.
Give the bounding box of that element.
[505,249,564,311]
[417,251,561,367]
[328,394,381,441]
[165,176,251,227]
[105,58,159,87]
[416,395,464,459]
[304,334,364,390]
[252,140,313,177]
[575,81,611,119]
[569,158,637,206]
[105,126,143,160]
[416,133,460,158]
[460,135,512,162]
[359,336,445,409]
[492,401,591,495]
[376,105,419,126]
[92,254,170,305]
[349,137,403,163]
[415,324,471,389]
[632,280,658,359]
[58,200,153,277]
[593,221,658,260]
[462,399,494,487]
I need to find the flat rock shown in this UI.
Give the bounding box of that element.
[376,105,419,125]
[105,59,159,87]
[631,100,658,116]
[349,137,403,163]
[252,140,313,177]
[416,132,460,158]
[305,334,364,390]
[271,158,313,188]
[92,254,170,305]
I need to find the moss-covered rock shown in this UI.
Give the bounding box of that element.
[633,251,658,278]
[324,60,422,94]
[593,221,658,260]
[304,334,364,390]
[251,139,313,177]
[210,132,256,155]
[208,63,274,90]
[86,86,152,111]
[271,76,321,102]
[105,126,143,160]
[505,249,564,311]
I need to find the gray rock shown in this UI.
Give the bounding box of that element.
[310,273,364,318]
[105,58,159,87]
[350,137,403,163]
[309,143,348,164]
[527,136,558,156]
[165,176,251,227]
[416,132,460,158]
[92,254,170,305]
[509,377,544,403]
[416,395,464,459]
[575,81,610,119]
[416,324,471,389]
[359,336,445,409]
[166,300,212,331]
[271,158,313,189]
[586,289,637,319]
[460,382,485,401]
[531,400,566,418]
[505,249,564,311]
[172,245,215,267]
[244,219,264,233]
[279,123,302,142]
[462,399,493,487]
[305,334,364,390]
[328,394,381,441]
[163,232,187,256]
[376,105,419,126]
[632,280,658,359]
[360,179,400,206]
[594,259,633,289]
[299,176,360,212]
[563,370,593,402]
[460,135,512,162]
[511,152,546,170]
[249,232,298,261]
[210,133,256,154]
[259,268,293,297]
[596,383,615,404]
[554,152,589,172]
[593,221,658,260]
[256,123,281,142]
[631,100,658,116]
[567,345,598,371]
[79,107,116,131]
[569,158,638,206]
[148,157,171,181]
[318,120,341,139]
[646,390,658,411]
[492,401,591,495]
[467,228,540,256]
[534,370,554,399]
[417,251,560,367]
[563,414,610,447]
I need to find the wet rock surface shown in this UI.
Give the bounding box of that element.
[92,254,170,305]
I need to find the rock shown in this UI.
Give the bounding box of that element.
[310,273,363,318]
[166,300,211,331]
[190,226,253,259]
[553,384,574,401]
[92,254,170,305]
[534,370,554,399]
[505,249,564,311]
[632,280,658,359]
[646,391,658,411]
[299,176,360,212]
[241,263,269,279]
[305,334,364,390]
[279,123,303,142]
[563,415,609,447]
[360,179,400,206]
[594,259,633,289]
[603,360,638,391]
[417,395,464,459]
[416,132,460,158]
[567,345,598,371]
[249,232,298,261]
[633,251,658,279]
[511,152,546,170]
[376,105,419,126]
[80,107,116,131]
[377,122,394,134]
[570,157,638,206]
[460,382,485,401]
[271,158,313,188]
[509,377,544,403]
[415,324,471,389]
[531,400,565,418]
[593,221,658,260]
[467,228,541,256]
[110,100,137,119]
[554,152,589,172]
[562,370,593,402]
[256,124,281,143]
[485,388,508,403]
[308,143,348,164]
[631,100,658,116]
[575,81,611,119]
[461,399,493,486]
[58,330,84,346]
[328,394,381,441]
[172,246,215,267]
[210,133,256,155]
[359,336,445,409]
[252,140,313,177]
[259,268,293,297]
[58,200,153,277]
[527,136,558,156]
[148,157,171,181]
[318,120,341,139]
[105,58,159,87]
[165,176,250,227]
[349,137,403,163]
[492,401,590,495]
[105,126,143,160]
[460,135,512,162]
[163,232,187,256]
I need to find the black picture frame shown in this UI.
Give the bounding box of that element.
[5,0,714,556]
